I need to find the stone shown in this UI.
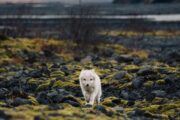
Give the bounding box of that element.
[47,90,63,103]
[114,106,124,113]
[101,48,114,57]
[80,55,93,63]
[11,98,32,106]
[36,92,49,104]
[94,105,107,114]
[113,54,134,63]
[29,70,42,78]
[0,110,11,120]
[132,77,144,88]
[63,100,80,107]
[152,90,166,97]
[127,100,135,106]
[48,104,64,110]
[137,67,157,76]
[0,88,9,99]
[113,71,127,80]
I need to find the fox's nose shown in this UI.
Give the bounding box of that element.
[86,84,89,87]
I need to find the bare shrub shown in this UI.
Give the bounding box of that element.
[63,4,100,47]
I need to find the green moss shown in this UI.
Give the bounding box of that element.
[125,107,134,113]
[27,78,39,85]
[101,97,126,107]
[28,96,39,105]
[117,82,132,90]
[52,80,78,88]
[144,81,154,88]
[63,95,83,105]
[123,65,139,71]
[160,104,180,112]
[164,109,176,116]
[50,71,65,77]
[124,73,133,81]
[152,97,165,104]
[156,79,166,85]
[96,68,111,77]
[142,105,160,113]
[0,68,6,73]
[0,101,6,106]
[102,97,117,107]
[37,82,50,91]
[144,111,169,120]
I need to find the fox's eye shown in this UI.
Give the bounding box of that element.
[90,79,93,81]
[83,78,86,81]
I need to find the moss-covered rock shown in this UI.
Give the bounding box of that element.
[50,71,65,78]
[28,96,39,105]
[52,80,78,88]
[36,82,50,91]
[143,81,154,88]
[156,79,166,85]
[123,65,139,72]
[0,68,6,73]
[142,105,160,113]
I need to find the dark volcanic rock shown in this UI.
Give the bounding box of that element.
[127,100,135,106]
[22,49,39,63]
[47,90,63,103]
[48,104,64,110]
[0,88,9,99]
[113,71,127,80]
[61,96,79,103]
[113,106,124,113]
[145,93,156,101]
[95,105,114,116]
[152,90,166,97]
[36,92,49,104]
[164,50,180,63]
[101,48,114,57]
[11,98,32,106]
[63,100,80,107]
[29,70,42,78]
[94,105,107,114]
[132,77,144,88]
[137,67,157,76]
[0,110,11,120]
[113,54,134,63]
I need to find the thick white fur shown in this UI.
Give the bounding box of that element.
[79,69,102,105]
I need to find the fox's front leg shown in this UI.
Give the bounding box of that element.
[88,92,96,105]
[84,93,90,104]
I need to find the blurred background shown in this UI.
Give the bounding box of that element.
[0,0,179,120]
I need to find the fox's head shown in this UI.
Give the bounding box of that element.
[79,69,96,88]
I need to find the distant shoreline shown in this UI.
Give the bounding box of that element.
[0,14,180,22]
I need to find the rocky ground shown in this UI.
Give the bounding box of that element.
[0,36,179,120]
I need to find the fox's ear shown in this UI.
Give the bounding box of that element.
[81,69,85,72]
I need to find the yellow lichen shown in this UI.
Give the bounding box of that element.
[144,81,154,88]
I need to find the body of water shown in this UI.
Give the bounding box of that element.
[0,14,180,22]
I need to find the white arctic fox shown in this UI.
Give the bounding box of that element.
[79,69,102,106]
